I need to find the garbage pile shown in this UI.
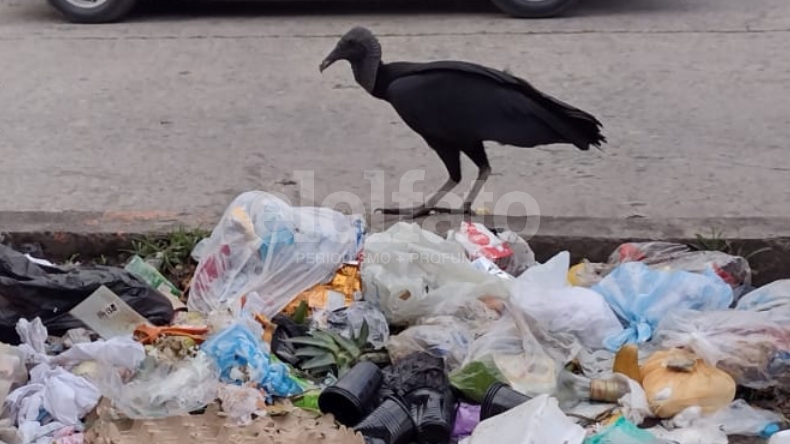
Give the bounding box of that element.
[1,190,790,444]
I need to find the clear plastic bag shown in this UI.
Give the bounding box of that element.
[188,191,364,318]
[450,301,580,402]
[320,301,390,349]
[511,251,624,351]
[386,316,474,372]
[97,351,221,419]
[665,399,783,438]
[653,309,790,389]
[495,230,537,277]
[736,279,790,322]
[591,262,734,352]
[608,241,752,299]
[361,222,511,326]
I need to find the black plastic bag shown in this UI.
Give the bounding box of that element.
[0,244,174,344]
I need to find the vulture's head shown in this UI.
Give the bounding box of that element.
[320,26,381,73]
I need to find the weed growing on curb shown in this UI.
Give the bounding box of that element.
[691,226,772,262]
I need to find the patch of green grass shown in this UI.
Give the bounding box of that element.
[127,226,210,275]
[691,226,772,262]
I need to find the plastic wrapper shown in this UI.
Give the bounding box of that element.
[450,301,580,402]
[447,222,514,270]
[591,262,734,351]
[511,251,624,351]
[97,351,221,419]
[468,394,585,444]
[0,244,174,345]
[736,279,790,322]
[653,308,790,389]
[283,263,363,317]
[386,316,473,372]
[200,322,302,398]
[451,404,480,439]
[216,383,268,426]
[361,222,511,326]
[188,191,365,318]
[608,241,752,298]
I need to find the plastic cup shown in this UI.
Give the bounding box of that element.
[318,361,384,427]
[479,382,531,421]
[354,397,417,444]
[405,387,457,444]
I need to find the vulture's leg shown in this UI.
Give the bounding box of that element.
[375,145,461,217]
[434,143,490,215]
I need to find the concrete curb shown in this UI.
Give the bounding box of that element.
[2,211,789,285]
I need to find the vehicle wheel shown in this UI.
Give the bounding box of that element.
[490,0,578,18]
[46,0,137,23]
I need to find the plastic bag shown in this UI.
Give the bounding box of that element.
[447,222,514,268]
[609,241,752,298]
[361,222,511,326]
[200,322,302,398]
[665,400,782,438]
[319,301,390,349]
[736,279,790,322]
[0,244,174,345]
[386,316,474,372]
[0,343,27,401]
[450,301,580,402]
[468,394,585,444]
[97,351,221,419]
[188,191,364,318]
[584,417,667,444]
[591,262,734,352]
[511,251,624,351]
[653,309,790,389]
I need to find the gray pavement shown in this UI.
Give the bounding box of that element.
[1,0,789,222]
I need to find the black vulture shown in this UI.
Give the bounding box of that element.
[319,26,607,217]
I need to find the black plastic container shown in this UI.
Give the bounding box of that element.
[318,361,384,427]
[479,382,531,421]
[354,397,417,444]
[405,387,457,444]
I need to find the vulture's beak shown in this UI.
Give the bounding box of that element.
[319,48,339,73]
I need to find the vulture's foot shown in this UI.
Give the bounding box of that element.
[374,206,434,218]
[431,203,475,216]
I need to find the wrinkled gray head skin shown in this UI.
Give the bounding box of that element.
[320,26,382,93]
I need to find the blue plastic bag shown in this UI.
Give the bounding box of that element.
[201,323,302,399]
[592,262,733,352]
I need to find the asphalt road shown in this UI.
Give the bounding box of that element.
[1,0,789,221]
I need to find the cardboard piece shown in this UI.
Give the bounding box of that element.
[83,402,365,444]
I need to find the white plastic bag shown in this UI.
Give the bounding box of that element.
[591,262,734,351]
[361,222,511,326]
[468,394,585,444]
[0,343,28,402]
[511,251,624,351]
[653,309,790,389]
[188,191,364,318]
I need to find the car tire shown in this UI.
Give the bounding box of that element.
[47,0,137,23]
[490,0,578,18]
